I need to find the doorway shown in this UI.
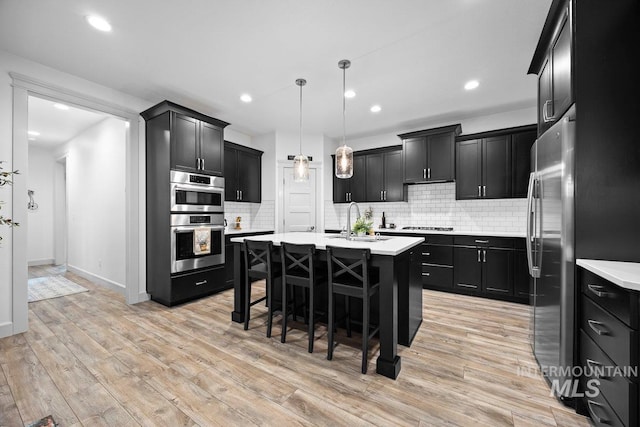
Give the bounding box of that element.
[282,166,317,232]
[26,95,127,302]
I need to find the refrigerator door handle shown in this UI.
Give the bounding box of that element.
[526,172,540,278]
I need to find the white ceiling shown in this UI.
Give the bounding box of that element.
[1,0,551,139]
[27,96,109,148]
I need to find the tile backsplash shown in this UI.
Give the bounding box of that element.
[225,200,275,230]
[324,182,527,233]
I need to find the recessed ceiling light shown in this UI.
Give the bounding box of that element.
[54,103,69,110]
[28,130,40,136]
[86,15,112,32]
[344,90,356,99]
[240,94,252,103]
[464,80,480,90]
[370,105,382,113]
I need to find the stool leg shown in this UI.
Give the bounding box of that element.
[281,277,288,343]
[327,286,334,360]
[308,284,314,353]
[266,276,273,338]
[362,293,369,374]
[244,276,251,330]
[346,295,352,338]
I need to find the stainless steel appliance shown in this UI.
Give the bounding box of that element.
[526,105,575,401]
[170,170,224,213]
[171,213,225,273]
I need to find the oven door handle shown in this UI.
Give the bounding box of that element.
[172,182,224,194]
[172,225,225,233]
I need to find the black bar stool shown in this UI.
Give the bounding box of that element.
[243,239,281,337]
[280,242,326,353]
[326,246,380,374]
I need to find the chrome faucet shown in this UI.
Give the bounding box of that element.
[346,201,361,240]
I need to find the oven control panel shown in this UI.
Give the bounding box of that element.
[189,174,211,185]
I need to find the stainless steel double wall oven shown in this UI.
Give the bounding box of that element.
[170,170,225,274]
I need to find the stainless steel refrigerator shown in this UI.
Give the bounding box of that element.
[526,104,575,401]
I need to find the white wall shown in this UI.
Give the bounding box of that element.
[57,117,127,288]
[26,146,55,265]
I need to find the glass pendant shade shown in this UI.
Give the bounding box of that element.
[293,154,309,182]
[335,145,353,178]
[335,59,354,179]
[294,78,309,182]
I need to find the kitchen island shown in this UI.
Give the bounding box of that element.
[230,232,424,379]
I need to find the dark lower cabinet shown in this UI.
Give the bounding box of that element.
[169,266,226,306]
[386,232,528,303]
[576,267,639,427]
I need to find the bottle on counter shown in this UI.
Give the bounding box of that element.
[381,212,386,229]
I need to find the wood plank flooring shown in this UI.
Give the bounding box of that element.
[1,266,590,426]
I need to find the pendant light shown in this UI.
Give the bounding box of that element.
[293,78,309,182]
[335,59,354,179]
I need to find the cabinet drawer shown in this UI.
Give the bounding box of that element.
[581,269,639,329]
[421,244,453,266]
[582,297,637,368]
[581,377,625,427]
[421,265,453,289]
[171,266,226,304]
[422,235,453,245]
[454,236,514,249]
[580,330,637,426]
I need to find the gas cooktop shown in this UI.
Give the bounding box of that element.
[402,226,454,231]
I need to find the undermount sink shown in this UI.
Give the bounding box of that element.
[325,234,393,242]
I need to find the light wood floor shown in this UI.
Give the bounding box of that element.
[1,266,590,426]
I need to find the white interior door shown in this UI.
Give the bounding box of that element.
[283,167,317,232]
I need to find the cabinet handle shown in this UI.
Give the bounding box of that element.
[478,186,481,197]
[475,240,489,244]
[587,319,609,336]
[384,190,387,201]
[240,190,243,200]
[457,283,477,289]
[543,100,554,122]
[482,249,486,263]
[427,167,431,179]
[381,190,383,201]
[422,272,431,277]
[195,280,207,286]
[237,190,239,200]
[586,400,607,425]
[587,284,609,298]
[422,252,430,256]
[201,158,205,170]
[477,249,481,263]
[483,185,486,197]
[585,359,608,380]
[423,168,426,179]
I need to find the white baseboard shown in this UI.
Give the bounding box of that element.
[0,322,13,339]
[67,264,126,296]
[137,292,150,303]
[28,258,55,266]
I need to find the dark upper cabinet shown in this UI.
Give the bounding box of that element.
[456,125,536,200]
[482,135,511,199]
[455,139,482,199]
[399,124,461,184]
[332,154,365,203]
[224,141,263,203]
[333,148,405,203]
[531,1,572,136]
[511,129,537,198]
[141,100,228,177]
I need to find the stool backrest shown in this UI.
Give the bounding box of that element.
[326,246,371,285]
[244,240,274,273]
[281,242,316,279]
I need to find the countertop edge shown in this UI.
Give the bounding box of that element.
[325,228,526,239]
[577,259,640,292]
[225,229,274,236]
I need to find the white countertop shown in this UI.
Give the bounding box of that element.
[225,228,274,235]
[577,259,640,292]
[230,232,424,256]
[366,227,525,238]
